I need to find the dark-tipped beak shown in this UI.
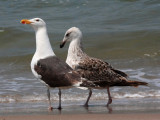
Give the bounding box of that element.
[60,40,66,48]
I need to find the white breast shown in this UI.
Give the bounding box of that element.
[31,53,55,86]
[66,57,80,69]
[31,54,42,79]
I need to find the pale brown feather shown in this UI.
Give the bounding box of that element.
[75,57,147,87]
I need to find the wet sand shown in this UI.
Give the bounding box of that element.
[0,113,159,120]
[1,98,160,119]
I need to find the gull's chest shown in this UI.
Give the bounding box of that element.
[66,56,86,70]
[31,54,42,79]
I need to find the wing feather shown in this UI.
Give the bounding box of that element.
[75,57,128,87]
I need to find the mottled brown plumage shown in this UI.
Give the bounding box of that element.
[60,27,148,107]
[75,56,147,88]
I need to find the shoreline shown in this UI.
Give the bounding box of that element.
[1,97,160,119]
[1,97,160,116]
[0,113,159,120]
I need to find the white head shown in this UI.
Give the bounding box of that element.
[21,18,55,57]
[21,18,46,31]
[60,27,82,48]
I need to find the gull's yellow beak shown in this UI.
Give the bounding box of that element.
[20,19,32,24]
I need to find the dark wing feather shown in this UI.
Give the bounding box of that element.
[75,57,131,87]
[34,56,81,87]
[104,62,128,78]
[34,56,100,88]
[111,69,128,78]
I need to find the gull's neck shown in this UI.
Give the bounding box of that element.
[34,27,55,59]
[66,38,87,67]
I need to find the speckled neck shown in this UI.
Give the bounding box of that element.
[66,38,88,68]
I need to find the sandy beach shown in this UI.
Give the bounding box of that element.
[0,113,159,120]
[1,98,160,120]
[1,102,160,120]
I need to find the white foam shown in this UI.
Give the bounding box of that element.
[13,77,34,81]
[0,30,4,32]
[1,90,160,103]
[144,51,159,57]
[113,91,160,99]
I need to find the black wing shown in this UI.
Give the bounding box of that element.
[34,56,100,88]
[34,56,81,87]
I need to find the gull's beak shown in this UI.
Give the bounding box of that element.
[60,38,67,48]
[20,19,32,24]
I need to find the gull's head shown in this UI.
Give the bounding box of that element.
[60,27,82,48]
[21,18,46,31]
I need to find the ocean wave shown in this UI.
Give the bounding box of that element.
[144,50,160,58]
[1,90,160,103]
[0,67,159,104]
[113,91,160,99]
[0,30,4,32]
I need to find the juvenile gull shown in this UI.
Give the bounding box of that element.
[20,19,97,110]
[60,27,148,107]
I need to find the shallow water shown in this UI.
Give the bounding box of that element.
[0,0,160,114]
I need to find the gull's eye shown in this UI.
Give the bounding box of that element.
[36,19,40,22]
[66,32,70,37]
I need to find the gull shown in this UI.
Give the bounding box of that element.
[21,19,97,110]
[60,27,148,107]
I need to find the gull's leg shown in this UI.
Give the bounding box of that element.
[58,88,62,110]
[106,87,112,107]
[84,88,92,107]
[47,87,53,110]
